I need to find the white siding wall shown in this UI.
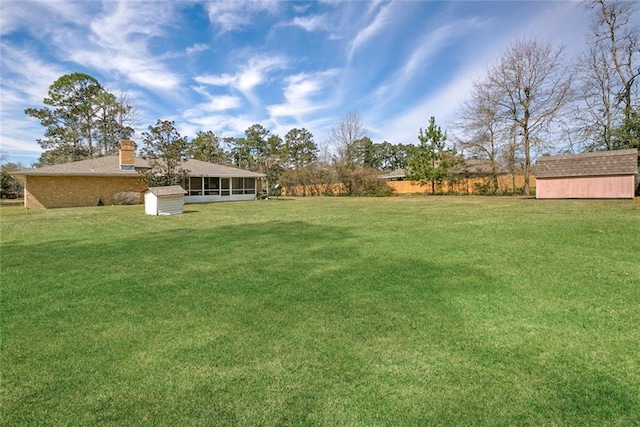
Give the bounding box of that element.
[144,192,158,215]
[145,193,184,215]
[157,195,184,215]
[184,193,256,203]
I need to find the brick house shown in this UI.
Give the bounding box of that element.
[535,149,638,199]
[13,140,265,209]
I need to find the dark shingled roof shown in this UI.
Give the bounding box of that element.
[379,159,507,180]
[535,149,638,178]
[451,158,507,176]
[379,168,406,180]
[146,186,187,196]
[13,156,265,178]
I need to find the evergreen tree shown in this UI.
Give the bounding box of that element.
[139,120,189,186]
[25,73,135,164]
[406,117,455,194]
[188,130,228,164]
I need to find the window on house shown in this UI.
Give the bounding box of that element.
[228,177,257,195]
[244,178,256,194]
[189,177,203,196]
[232,177,243,195]
[221,178,230,196]
[204,177,219,195]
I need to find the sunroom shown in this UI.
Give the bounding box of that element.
[170,158,265,203]
[182,176,261,203]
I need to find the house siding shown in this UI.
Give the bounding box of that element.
[25,175,147,209]
[536,175,635,199]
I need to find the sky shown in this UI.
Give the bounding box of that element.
[0,0,598,166]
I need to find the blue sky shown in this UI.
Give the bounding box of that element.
[1,0,594,166]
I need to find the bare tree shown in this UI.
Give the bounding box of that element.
[454,79,505,191]
[330,111,367,169]
[574,45,617,150]
[94,90,137,156]
[487,38,574,195]
[583,0,639,149]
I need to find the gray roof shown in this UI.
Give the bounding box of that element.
[379,168,406,179]
[146,185,187,196]
[13,156,146,177]
[452,158,507,176]
[379,159,507,180]
[535,149,638,178]
[182,159,265,178]
[13,156,265,178]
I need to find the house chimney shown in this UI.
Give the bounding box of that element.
[119,140,136,170]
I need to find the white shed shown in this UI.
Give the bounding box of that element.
[144,186,187,215]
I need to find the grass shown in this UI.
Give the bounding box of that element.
[1,196,639,425]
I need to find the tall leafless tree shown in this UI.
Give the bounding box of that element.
[454,79,506,191]
[330,111,367,169]
[582,0,639,149]
[487,38,573,195]
[574,45,617,150]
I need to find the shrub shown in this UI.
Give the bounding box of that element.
[350,168,395,197]
[112,192,141,205]
[473,181,497,196]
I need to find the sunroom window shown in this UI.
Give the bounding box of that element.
[189,177,202,196]
[204,177,219,195]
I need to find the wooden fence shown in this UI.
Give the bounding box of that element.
[280,175,536,196]
[386,175,536,195]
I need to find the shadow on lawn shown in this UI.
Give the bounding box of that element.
[3,219,638,424]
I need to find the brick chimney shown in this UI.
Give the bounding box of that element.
[119,140,136,170]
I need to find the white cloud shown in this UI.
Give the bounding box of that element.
[1,1,183,92]
[89,1,170,48]
[0,0,94,37]
[370,71,474,145]
[186,43,209,56]
[179,113,258,139]
[195,74,237,86]
[349,1,397,60]
[290,15,329,32]
[184,95,242,118]
[195,54,288,103]
[205,0,281,33]
[73,1,183,90]
[371,12,496,106]
[0,44,71,164]
[0,44,67,105]
[268,69,340,120]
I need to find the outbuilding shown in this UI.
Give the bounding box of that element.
[535,149,638,199]
[144,185,187,216]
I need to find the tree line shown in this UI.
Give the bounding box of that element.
[16,0,639,197]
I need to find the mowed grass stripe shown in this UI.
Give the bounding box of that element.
[1,196,639,425]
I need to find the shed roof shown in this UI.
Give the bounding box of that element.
[13,156,265,178]
[146,185,187,196]
[535,149,638,178]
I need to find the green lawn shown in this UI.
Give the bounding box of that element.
[2,196,639,425]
